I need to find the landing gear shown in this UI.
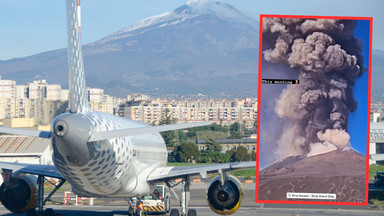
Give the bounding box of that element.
[43,208,54,216]
[169,208,197,216]
[170,209,180,216]
[165,194,171,213]
[165,177,198,216]
[187,209,197,216]
[27,175,66,216]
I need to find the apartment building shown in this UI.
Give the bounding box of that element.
[123,98,257,128]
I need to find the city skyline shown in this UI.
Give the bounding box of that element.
[0,76,257,129]
[0,0,383,60]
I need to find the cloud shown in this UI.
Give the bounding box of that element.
[261,17,364,161]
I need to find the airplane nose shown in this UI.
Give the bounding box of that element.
[54,121,67,137]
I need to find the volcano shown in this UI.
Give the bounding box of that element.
[258,148,366,203]
[0,1,258,97]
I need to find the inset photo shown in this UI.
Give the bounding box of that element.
[256,15,372,205]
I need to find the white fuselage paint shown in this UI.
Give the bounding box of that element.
[51,111,167,198]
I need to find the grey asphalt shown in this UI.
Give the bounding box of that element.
[0,182,383,215]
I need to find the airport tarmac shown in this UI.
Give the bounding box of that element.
[0,182,383,216]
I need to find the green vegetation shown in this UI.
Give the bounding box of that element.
[197,151,230,163]
[170,139,255,163]
[173,142,201,162]
[368,164,384,208]
[369,164,384,178]
[369,194,384,208]
[159,108,178,148]
[44,186,71,192]
[167,162,213,167]
[232,146,250,162]
[158,108,256,164]
[195,131,228,141]
[168,121,250,146]
[228,168,256,177]
[44,180,71,192]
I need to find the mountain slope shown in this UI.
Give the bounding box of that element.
[1,2,382,98]
[258,149,366,203]
[0,2,259,98]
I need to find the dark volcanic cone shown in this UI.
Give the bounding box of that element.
[258,149,366,203]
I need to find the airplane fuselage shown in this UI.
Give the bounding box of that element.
[51,111,167,197]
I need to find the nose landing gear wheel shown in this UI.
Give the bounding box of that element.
[170,208,180,216]
[43,208,54,216]
[187,209,197,216]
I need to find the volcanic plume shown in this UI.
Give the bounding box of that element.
[258,17,369,203]
[261,18,366,162]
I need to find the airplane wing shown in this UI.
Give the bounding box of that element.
[0,127,51,139]
[89,121,213,142]
[0,161,62,179]
[147,161,255,182]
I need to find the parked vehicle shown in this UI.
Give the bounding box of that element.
[374,172,384,187]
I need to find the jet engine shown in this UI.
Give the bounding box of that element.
[206,174,243,215]
[0,174,38,214]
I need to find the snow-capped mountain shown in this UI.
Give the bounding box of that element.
[98,1,257,44]
[1,2,254,97]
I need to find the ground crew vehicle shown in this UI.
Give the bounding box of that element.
[374,172,384,187]
[128,185,170,215]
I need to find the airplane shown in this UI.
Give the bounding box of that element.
[0,1,255,216]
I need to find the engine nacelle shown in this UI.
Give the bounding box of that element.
[0,175,38,214]
[206,174,243,215]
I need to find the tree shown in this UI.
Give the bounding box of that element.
[241,120,250,135]
[174,142,200,162]
[226,148,237,162]
[230,122,240,132]
[206,138,221,152]
[233,146,251,162]
[159,108,176,125]
[250,150,256,161]
[159,108,178,148]
[186,130,197,138]
[197,151,229,163]
[178,130,188,143]
[229,122,241,138]
[253,120,258,134]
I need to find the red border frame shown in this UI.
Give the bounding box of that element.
[255,14,373,206]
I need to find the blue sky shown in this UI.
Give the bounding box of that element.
[348,19,371,156]
[0,0,383,60]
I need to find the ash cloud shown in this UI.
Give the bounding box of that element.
[262,18,365,160]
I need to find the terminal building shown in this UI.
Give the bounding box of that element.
[0,136,52,165]
[196,137,256,153]
[370,122,384,164]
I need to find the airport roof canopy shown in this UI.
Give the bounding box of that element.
[0,136,50,155]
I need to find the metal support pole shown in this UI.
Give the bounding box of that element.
[37,175,44,216]
[181,177,190,216]
[165,180,180,201]
[44,179,66,205]
[218,169,226,188]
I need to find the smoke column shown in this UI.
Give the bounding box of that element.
[261,18,365,159]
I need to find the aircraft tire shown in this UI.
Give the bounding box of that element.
[187,209,197,216]
[165,195,171,213]
[170,208,179,216]
[43,208,54,216]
